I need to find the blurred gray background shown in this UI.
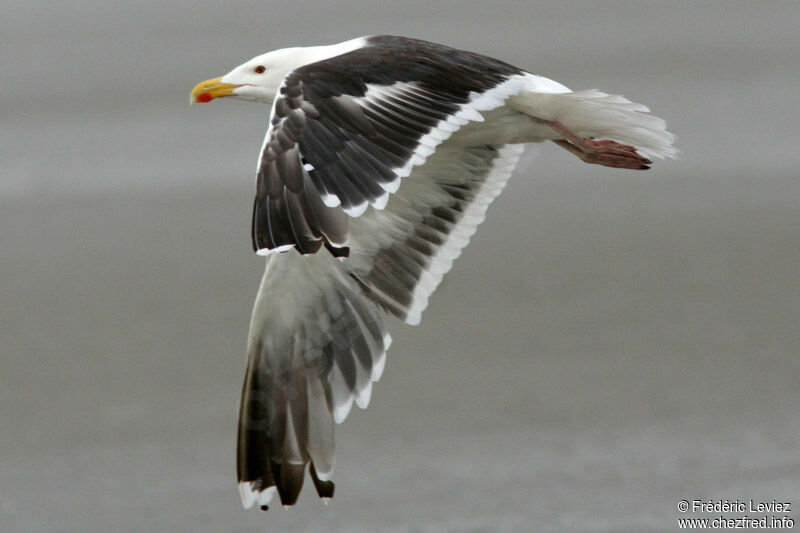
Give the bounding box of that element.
[2,1,799,531]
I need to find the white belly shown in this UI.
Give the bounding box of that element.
[447,105,560,147]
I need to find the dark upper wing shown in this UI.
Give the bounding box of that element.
[252,36,523,255]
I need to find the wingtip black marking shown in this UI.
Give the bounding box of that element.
[310,462,335,499]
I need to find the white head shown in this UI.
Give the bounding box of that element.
[190,47,308,105]
[191,37,369,106]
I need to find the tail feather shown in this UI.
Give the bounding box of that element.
[511,88,677,159]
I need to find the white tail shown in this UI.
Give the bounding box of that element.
[510,88,677,160]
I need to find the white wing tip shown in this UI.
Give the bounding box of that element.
[383,332,392,351]
[404,312,422,326]
[371,193,389,210]
[321,193,341,207]
[333,396,353,424]
[256,244,295,256]
[372,350,387,382]
[380,177,402,194]
[343,201,369,217]
[354,380,372,409]
[239,482,276,510]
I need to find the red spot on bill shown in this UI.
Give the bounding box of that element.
[196,92,213,103]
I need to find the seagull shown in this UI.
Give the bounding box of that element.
[190,35,675,511]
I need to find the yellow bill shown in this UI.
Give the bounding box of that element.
[190,76,240,103]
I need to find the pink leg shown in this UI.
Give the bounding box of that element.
[538,119,652,170]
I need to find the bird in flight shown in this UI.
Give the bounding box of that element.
[190,35,675,511]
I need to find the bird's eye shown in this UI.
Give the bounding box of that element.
[254,66,265,74]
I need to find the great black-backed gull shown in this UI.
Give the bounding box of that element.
[190,35,675,511]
